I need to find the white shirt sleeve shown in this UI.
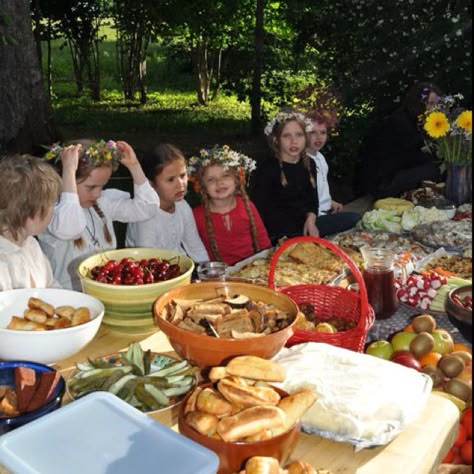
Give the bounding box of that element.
[310,152,332,215]
[180,202,209,263]
[47,192,87,240]
[100,181,160,223]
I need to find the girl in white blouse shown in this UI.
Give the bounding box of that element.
[0,155,62,290]
[126,143,209,264]
[38,140,160,290]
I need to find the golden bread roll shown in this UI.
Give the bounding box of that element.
[208,367,228,383]
[52,317,72,329]
[274,389,317,433]
[196,387,233,416]
[242,429,274,442]
[7,316,46,331]
[55,306,75,320]
[23,309,48,324]
[185,411,219,436]
[216,405,286,442]
[226,356,286,382]
[218,378,281,408]
[27,297,55,317]
[71,307,91,326]
[286,461,317,474]
[245,456,281,474]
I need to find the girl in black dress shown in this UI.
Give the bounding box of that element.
[251,110,319,244]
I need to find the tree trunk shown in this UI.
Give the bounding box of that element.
[211,47,223,101]
[0,0,59,154]
[251,0,265,136]
[194,39,210,106]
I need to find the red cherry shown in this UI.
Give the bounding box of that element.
[111,275,122,285]
[144,274,154,284]
[103,260,118,271]
[134,278,144,285]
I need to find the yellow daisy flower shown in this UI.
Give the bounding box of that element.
[424,111,450,139]
[455,110,472,134]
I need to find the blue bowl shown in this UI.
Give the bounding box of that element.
[0,361,66,435]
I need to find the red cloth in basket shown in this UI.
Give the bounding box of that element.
[268,236,375,352]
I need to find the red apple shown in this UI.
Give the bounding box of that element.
[390,331,417,353]
[365,340,394,360]
[390,350,422,371]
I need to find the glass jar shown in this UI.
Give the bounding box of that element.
[360,246,399,320]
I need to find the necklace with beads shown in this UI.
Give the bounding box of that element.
[85,208,101,247]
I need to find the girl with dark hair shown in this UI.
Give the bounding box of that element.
[353,81,443,199]
[190,145,271,265]
[38,140,159,290]
[125,143,209,264]
[251,110,319,243]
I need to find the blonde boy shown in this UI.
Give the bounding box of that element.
[0,155,61,290]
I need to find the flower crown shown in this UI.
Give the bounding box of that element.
[264,111,314,136]
[187,145,256,178]
[44,140,123,171]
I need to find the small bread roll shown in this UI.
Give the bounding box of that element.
[218,378,281,408]
[208,367,228,383]
[71,307,91,326]
[185,411,219,436]
[216,405,286,442]
[245,456,281,474]
[28,297,55,317]
[242,429,274,442]
[226,356,286,382]
[196,388,233,416]
[286,461,317,474]
[23,309,48,324]
[55,306,75,320]
[184,386,203,415]
[7,316,46,331]
[274,390,317,434]
[52,317,72,329]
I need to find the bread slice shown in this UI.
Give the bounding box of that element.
[14,366,37,412]
[26,371,61,412]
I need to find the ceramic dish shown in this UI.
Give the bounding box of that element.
[67,350,198,414]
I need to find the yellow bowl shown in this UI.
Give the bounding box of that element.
[77,248,194,335]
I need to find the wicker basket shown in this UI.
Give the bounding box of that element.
[268,236,374,352]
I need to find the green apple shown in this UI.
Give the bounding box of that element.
[390,331,417,353]
[431,329,454,355]
[365,340,394,360]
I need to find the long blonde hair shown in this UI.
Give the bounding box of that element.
[197,166,260,262]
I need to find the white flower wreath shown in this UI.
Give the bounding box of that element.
[264,111,314,136]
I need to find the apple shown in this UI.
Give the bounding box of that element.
[390,350,422,371]
[390,331,417,353]
[365,340,394,360]
[431,329,454,355]
[455,361,473,384]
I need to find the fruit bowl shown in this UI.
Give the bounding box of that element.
[153,281,298,368]
[0,288,104,365]
[0,361,66,435]
[178,382,300,474]
[446,285,472,342]
[77,248,194,335]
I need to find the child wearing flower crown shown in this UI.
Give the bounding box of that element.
[251,110,319,243]
[306,111,360,236]
[38,139,160,290]
[190,145,271,266]
[125,143,209,263]
[0,155,62,290]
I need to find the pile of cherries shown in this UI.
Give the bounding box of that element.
[89,257,181,285]
[452,293,472,311]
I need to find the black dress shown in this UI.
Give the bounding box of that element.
[250,157,319,243]
[353,109,441,198]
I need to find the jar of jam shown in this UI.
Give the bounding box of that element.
[360,246,399,319]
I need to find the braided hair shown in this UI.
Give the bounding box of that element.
[197,166,260,261]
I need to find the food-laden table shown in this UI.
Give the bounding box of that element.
[1,323,461,474]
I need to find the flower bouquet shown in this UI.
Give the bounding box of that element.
[422,94,472,205]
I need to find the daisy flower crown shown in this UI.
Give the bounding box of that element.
[44,140,123,171]
[187,145,257,178]
[264,111,314,136]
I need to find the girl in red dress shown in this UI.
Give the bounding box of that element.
[190,145,271,266]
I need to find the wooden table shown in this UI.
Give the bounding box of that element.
[1,325,460,474]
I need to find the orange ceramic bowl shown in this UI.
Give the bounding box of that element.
[153,281,298,369]
[178,383,300,474]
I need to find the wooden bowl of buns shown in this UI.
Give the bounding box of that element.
[153,281,299,369]
[177,355,316,474]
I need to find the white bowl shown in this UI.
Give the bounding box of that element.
[0,288,105,365]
